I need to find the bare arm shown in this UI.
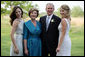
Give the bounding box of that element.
[56,19,67,52]
[10,19,19,49]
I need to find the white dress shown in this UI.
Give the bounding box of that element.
[56,18,71,56]
[10,19,24,56]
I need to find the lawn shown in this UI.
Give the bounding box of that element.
[1,16,84,56]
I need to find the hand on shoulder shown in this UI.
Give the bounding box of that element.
[12,19,20,27]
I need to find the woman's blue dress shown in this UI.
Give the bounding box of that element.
[23,20,42,56]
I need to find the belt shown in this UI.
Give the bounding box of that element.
[15,33,23,35]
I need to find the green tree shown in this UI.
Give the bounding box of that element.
[56,8,61,17]
[1,1,38,17]
[71,6,84,17]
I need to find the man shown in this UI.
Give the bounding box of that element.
[40,3,61,56]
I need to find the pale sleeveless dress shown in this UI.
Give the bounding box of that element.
[10,19,24,56]
[56,18,71,56]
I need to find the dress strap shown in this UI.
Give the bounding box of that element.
[64,18,70,28]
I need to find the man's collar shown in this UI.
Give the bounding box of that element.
[47,14,53,17]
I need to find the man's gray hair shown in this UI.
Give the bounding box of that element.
[46,3,54,8]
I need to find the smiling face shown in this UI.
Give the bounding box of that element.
[15,8,22,18]
[46,4,54,16]
[29,8,39,20]
[60,4,70,18]
[30,11,38,20]
[60,8,68,18]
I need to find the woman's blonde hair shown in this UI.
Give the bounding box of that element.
[60,4,71,20]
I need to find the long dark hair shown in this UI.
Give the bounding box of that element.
[10,6,23,26]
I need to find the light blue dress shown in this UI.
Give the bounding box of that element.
[23,20,42,56]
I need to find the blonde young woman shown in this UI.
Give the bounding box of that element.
[56,4,71,56]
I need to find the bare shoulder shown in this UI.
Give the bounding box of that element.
[61,18,66,24]
[12,19,19,27]
[61,18,67,26]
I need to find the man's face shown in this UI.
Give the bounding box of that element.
[46,5,54,16]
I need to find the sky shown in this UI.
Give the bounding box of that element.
[32,1,84,13]
[1,1,84,13]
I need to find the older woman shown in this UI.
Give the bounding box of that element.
[23,8,41,56]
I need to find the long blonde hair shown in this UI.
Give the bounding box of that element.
[60,4,71,21]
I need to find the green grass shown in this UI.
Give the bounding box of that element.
[70,25,84,56]
[1,18,11,56]
[1,17,84,56]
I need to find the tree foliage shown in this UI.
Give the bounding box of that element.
[71,6,84,17]
[1,1,38,16]
[56,6,84,17]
